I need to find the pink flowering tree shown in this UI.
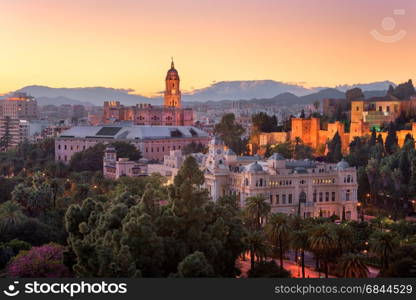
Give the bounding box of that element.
[7,243,71,277]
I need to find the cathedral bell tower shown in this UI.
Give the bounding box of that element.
[164,58,181,108]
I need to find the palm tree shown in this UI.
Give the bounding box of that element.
[245,195,271,230]
[339,254,369,278]
[0,201,26,231]
[333,225,353,256]
[244,230,270,270]
[365,158,379,202]
[370,231,397,271]
[289,216,304,261]
[291,230,309,278]
[308,223,336,278]
[266,213,290,268]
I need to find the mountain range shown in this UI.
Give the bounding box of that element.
[2,80,395,107]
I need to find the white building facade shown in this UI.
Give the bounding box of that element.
[203,138,359,220]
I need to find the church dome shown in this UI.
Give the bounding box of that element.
[225,149,236,156]
[336,159,350,170]
[268,153,285,161]
[245,161,264,172]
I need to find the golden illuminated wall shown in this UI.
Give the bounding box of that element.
[291,118,320,148]
[351,101,364,123]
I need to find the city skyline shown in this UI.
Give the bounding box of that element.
[1,0,416,96]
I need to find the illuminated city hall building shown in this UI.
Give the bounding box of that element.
[203,138,359,220]
[103,60,193,126]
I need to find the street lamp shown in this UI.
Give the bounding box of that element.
[357,202,364,222]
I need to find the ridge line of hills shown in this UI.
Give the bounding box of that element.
[0,80,396,107]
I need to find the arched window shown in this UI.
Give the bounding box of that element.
[299,191,307,203]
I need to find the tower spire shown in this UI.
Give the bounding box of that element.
[171,57,174,69]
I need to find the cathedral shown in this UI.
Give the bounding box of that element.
[103,60,193,126]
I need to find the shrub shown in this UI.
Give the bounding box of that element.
[248,261,291,278]
[7,243,71,277]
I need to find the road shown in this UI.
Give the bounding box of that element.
[237,251,379,278]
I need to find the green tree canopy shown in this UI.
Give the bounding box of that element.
[214,113,247,155]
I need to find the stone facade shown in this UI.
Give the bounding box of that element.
[103,146,147,179]
[0,92,38,120]
[259,96,416,154]
[204,138,359,220]
[102,60,193,126]
[55,125,210,163]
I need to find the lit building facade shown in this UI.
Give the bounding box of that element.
[102,60,193,126]
[55,124,210,163]
[0,92,38,120]
[103,145,147,179]
[204,138,359,220]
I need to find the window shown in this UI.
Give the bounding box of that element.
[325,192,329,202]
[332,192,336,201]
[58,144,61,150]
[345,211,351,220]
[313,191,317,202]
[270,194,273,204]
[319,192,323,202]
[276,195,280,204]
[282,194,286,204]
[346,190,351,201]
[288,194,292,204]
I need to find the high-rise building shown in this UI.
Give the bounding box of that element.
[0,92,38,119]
[0,93,40,151]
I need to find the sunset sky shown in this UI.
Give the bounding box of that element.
[0,0,415,96]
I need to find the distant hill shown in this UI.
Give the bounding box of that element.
[9,80,396,107]
[15,85,160,106]
[36,96,93,106]
[185,88,389,107]
[182,80,395,103]
[182,80,317,102]
[299,88,345,104]
[335,81,395,92]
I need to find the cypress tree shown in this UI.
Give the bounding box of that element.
[327,132,343,163]
[385,122,398,155]
[369,128,377,146]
